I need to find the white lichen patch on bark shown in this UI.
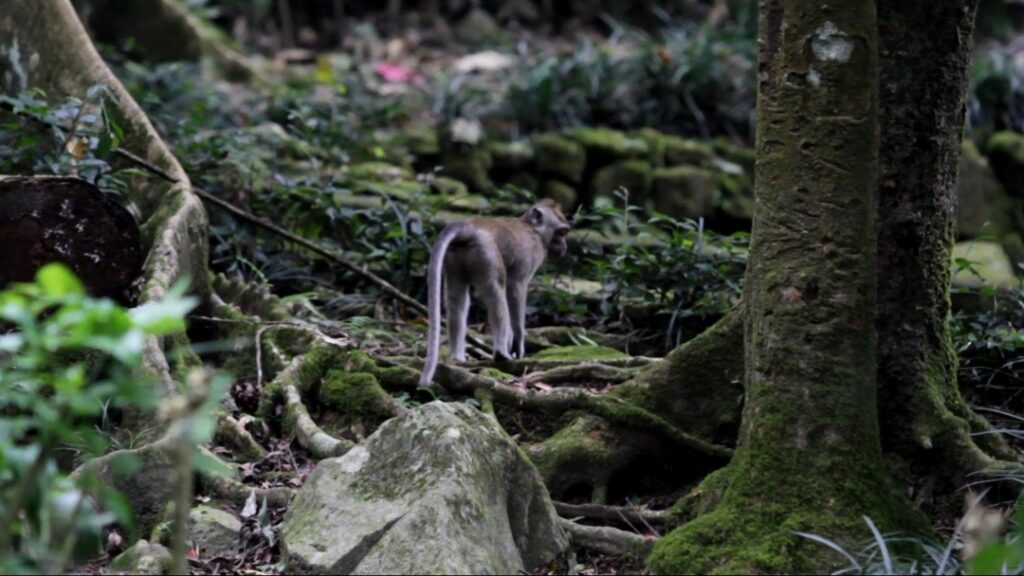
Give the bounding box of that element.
[812,21,854,63]
[2,39,28,91]
[808,67,821,87]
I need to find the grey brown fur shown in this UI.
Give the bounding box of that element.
[419,200,570,387]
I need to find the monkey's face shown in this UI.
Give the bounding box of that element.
[550,225,570,257]
[528,200,572,258]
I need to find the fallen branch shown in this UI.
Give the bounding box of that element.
[558,518,656,556]
[553,501,668,527]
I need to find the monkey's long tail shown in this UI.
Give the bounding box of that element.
[420,222,471,388]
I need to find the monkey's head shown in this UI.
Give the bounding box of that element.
[527,199,571,258]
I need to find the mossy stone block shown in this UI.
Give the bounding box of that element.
[957,140,1020,239]
[663,136,716,167]
[534,133,587,183]
[635,127,668,167]
[987,130,1024,199]
[403,125,441,157]
[951,241,1017,289]
[488,141,535,172]
[564,127,649,162]
[591,159,653,203]
[348,162,414,182]
[441,149,495,193]
[430,176,469,196]
[651,166,719,220]
[542,180,578,211]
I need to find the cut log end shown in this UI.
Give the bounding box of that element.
[0,176,143,303]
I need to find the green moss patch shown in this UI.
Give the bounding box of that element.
[532,345,628,362]
[534,134,587,183]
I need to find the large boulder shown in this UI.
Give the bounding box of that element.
[282,401,568,575]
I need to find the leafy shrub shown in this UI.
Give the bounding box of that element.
[503,26,756,139]
[0,87,128,197]
[0,264,196,573]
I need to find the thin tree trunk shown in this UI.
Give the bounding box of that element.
[649,2,916,572]
[876,0,1013,493]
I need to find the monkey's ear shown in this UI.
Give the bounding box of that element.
[529,207,544,226]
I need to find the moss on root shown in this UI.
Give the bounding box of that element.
[647,449,924,574]
[532,345,627,362]
[613,309,743,445]
[319,370,395,429]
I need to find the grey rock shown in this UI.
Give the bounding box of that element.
[282,401,567,575]
[189,505,242,558]
[110,539,172,575]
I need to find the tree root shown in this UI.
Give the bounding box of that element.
[213,411,267,462]
[201,473,294,509]
[522,364,638,385]
[475,356,661,373]
[432,364,732,462]
[559,519,656,556]
[554,502,668,527]
[269,351,355,459]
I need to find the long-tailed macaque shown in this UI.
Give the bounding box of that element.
[419,199,571,387]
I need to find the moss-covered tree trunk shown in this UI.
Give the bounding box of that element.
[73,0,261,82]
[648,2,913,573]
[876,0,1012,490]
[0,0,209,401]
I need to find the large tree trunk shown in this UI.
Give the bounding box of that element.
[0,0,209,403]
[648,2,916,573]
[876,0,1013,493]
[73,0,262,82]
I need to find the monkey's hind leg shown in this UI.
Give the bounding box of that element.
[507,281,528,359]
[445,274,471,362]
[480,279,513,360]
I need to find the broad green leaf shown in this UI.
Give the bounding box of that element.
[36,263,84,297]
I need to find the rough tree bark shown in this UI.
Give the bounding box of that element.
[0,0,209,413]
[648,2,917,573]
[72,0,262,82]
[876,0,1014,493]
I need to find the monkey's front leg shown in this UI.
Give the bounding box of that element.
[445,275,471,362]
[506,281,528,359]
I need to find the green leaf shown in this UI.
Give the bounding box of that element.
[193,448,234,478]
[36,263,84,297]
[129,291,197,335]
[968,541,1023,575]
